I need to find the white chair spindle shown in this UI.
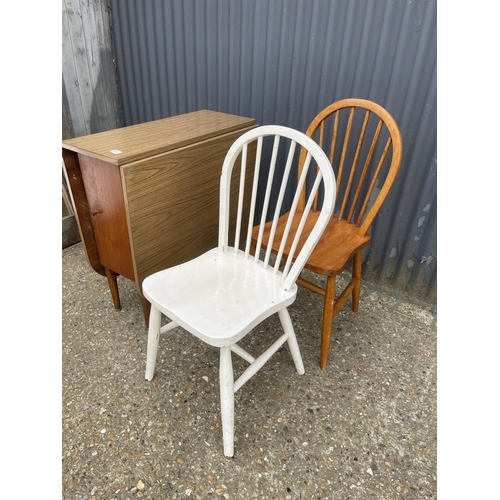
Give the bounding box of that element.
[244,136,263,256]
[254,135,281,263]
[233,143,248,252]
[282,169,323,282]
[274,151,313,277]
[262,139,297,269]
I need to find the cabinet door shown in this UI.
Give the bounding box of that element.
[79,154,135,280]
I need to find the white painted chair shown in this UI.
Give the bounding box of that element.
[143,125,336,457]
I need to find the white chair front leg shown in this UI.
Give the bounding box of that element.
[219,346,235,457]
[278,308,305,375]
[145,305,162,381]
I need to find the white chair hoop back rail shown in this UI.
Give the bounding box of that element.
[142,125,336,457]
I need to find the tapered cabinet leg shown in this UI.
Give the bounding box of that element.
[219,346,235,457]
[104,267,121,309]
[352,252,362,312]
[278,308,305,375]
[141,297,151,328]
[320,276,336,370]
[145,305,162,381]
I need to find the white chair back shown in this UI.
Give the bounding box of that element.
[219,125,336,291]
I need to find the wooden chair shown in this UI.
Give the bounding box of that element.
[142,125,336,457]
[251,98,403,370]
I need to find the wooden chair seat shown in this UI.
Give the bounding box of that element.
[252,212,371,276]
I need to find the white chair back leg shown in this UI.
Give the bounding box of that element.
[145,305,162,381]
[219,346,235,457]
[279,308,305,375]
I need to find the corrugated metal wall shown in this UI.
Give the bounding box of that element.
[108,0,437,303]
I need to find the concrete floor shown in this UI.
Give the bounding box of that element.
[62,242,437,499]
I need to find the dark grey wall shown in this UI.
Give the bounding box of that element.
[109,0,437,303]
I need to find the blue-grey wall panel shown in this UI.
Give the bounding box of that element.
[109,0,437,303]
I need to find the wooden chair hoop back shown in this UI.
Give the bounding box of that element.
[219,125,336,291]
[298,98,403,235]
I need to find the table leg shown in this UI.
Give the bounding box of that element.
[141,297,151,328]
[104,267,121,309]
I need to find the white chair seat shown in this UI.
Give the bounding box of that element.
[143,248,297,347]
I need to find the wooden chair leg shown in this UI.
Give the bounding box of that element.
[320,276,336,370]
[104,267,121,309]
[249,240,256,257]
[352,252,362,312]
[219,346,235,457]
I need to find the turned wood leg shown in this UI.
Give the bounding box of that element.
[219,346,235,457]
[352,252,362,312]
[320,276,336,370]
[141,297,151,328]
[104,268,121,309]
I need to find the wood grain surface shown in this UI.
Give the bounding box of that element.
[62,110,255,166]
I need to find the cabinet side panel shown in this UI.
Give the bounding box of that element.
[122,127,256,290]
[79,155,135,280]
[62,149,105,276]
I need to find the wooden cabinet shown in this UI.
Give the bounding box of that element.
[62,110,257,324]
